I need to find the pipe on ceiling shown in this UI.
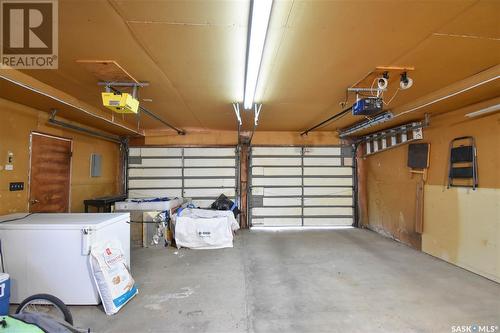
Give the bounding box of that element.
[48,110,123,144]
[0,75,143,136]
[108,86,185,135]
[300,107,352,136]
[140,106,185,135]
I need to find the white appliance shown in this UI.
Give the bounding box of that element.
[0,213,130,305]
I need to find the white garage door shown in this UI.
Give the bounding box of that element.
[250,146,354,227]
[128,147,238,208]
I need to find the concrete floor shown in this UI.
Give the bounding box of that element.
[70,228,500,333]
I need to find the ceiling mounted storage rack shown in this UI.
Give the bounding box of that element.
[360,116,428,156]
[447,136,478,190]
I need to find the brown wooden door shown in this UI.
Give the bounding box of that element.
[29,132,72,213]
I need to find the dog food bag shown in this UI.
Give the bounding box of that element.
[90,240,138,315]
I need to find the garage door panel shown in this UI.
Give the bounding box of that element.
[263,187,302,196]
[304,167,352,176]
[303,197,353,206]
[303,157,341,166]
[304,187,353,196]
[138,158,183,167]
[252,167,302,176]
[304,218,354,226]
[184,178,235,188]
[184,168,235,177]
[304,147,341,156]
[128,168,182,178]
[252,147,302,156]
[128,189,182,198]
[304,207,353,216]
[253,187,304,196]
[128,147,237,209]
[252,218,302,227]
[252,157,301,166]
[252,177,302,186]
[304,178,353,186]
[252,207,302,216]
[141,148,182,157]
[250,146,353,227]
[128,179,182,188]
[129,148,141,156]
[184,158,235,167]
[184,147,235,157]
[184,188,235,198]
[263,197,302,206]
[251,187,264,195]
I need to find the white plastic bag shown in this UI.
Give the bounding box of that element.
[90,240,138,315]
[173,208,239,249]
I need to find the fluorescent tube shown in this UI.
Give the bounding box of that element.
[465,104,500,118]
[243,0,273,110]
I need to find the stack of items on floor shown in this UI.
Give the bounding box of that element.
[173,194,240,249]
[115,197,186,247]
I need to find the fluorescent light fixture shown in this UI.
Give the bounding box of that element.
[465,104,500,118]
[243,0,273,110]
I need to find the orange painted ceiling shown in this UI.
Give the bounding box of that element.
[3,0,500,135]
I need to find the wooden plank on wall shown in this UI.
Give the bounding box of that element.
[415,180,424,234]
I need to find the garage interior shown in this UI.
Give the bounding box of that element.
[0,0,499,332]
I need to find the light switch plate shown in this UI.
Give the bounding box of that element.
[5,164,13,171]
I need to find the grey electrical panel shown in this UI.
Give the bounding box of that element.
[90,154,102,177]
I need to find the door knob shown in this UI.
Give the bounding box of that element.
[30,199,40,204]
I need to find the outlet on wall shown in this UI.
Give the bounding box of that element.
[9,182,24,191]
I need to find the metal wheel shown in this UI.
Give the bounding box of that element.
[15,293,73,325]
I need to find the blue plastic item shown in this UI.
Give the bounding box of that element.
[0,273,10,316]
[177,207,184,216]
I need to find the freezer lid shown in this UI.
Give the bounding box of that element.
[0,213,130,230]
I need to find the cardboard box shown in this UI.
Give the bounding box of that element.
[130,211,144,247]
[120,210,170,248]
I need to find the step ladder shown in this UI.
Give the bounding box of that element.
[447,136,478,190]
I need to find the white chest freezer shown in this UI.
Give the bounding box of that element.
[0,213,130,305]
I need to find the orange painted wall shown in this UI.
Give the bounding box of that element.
[365,107,499,248]
[365,144,422,248]
[0,98,122,215]
[131,129,340,146]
